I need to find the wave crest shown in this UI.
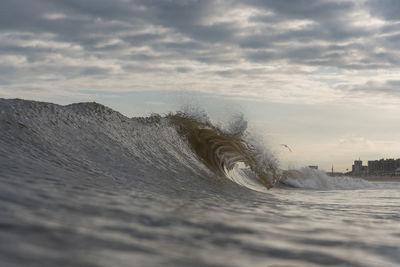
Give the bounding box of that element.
[168,113,280,189]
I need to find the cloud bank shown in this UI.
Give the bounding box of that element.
[1,0,400,103]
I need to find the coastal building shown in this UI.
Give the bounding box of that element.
[308,165,318,170]
[351,160,367,176]
[368,158,400,176]
[348,158,400,177]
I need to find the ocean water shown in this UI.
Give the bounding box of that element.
[1,99,399,267]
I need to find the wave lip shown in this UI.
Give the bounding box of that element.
[168,113,281,189]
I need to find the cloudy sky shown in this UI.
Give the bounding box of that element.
[1,0,400,171]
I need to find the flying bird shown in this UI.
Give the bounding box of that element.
[280,144,292,152]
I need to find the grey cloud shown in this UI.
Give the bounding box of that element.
[249,0,355,21]
[122,64,173,74]
[160,41,205,51]
[55,0,145,21]
[245,50,278,62]
[1,0,400,98]
[130,53,155,61]
[380,22,400,33]
[337,80,400,95]
[184,22,237,44]
[367,0,400,21]
[0,1,47,29]
[238,35,274,49]
[385,33,400,43]
[136,0,226,28]
[123,34,163,47]
[80,67,110,76]
[175,67,192,73]
[249,14,280,24]
[0,65,17,78]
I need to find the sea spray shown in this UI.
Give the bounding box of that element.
[281,167,375,190]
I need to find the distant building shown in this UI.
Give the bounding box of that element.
[352,160,366,176]
[347,158,400,177]
[308,165,318,170]
[368,158,400,176]
[352,160,367,176]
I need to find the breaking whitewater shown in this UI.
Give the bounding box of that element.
[1,99,400,267]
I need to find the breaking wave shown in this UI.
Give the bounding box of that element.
[168,112,280,189]
[0,98,375,192]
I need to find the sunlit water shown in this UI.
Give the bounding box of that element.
[1,99,399,267]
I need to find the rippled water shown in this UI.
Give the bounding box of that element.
[2,175,400,267]
[1,99,400,267]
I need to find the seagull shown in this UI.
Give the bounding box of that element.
[280,144,292,152]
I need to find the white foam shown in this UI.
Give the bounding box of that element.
[282,167,375,190]
[224,162,269,193]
